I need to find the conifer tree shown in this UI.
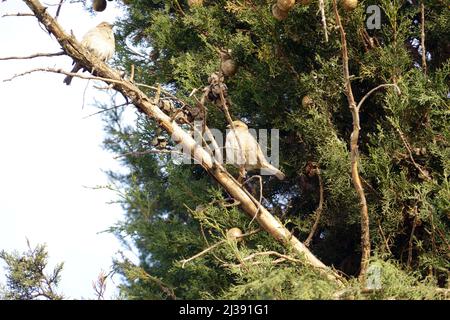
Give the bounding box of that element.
[0,242,63,300]
[102,0,449,299]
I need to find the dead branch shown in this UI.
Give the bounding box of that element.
[392,124,432,181]
[0,51,64,60]
[420,2,427,75]
[357,84,401,110]
[3,67,123,84]
[82,102,132,119]
[332,0,370,281]
[55,0,64,19]
[139,269,177,300]
[19,0,344,285]
[180,240,225,268]
[114,149,183,159]
[180,228,260,268]
[92,270,107,300]
[318,0,328,42]
[223,250,304,268]
[2,13,34,17]
[407,210,418,268]
[304,168,324,247]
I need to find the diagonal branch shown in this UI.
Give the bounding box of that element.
[20,0,344,285]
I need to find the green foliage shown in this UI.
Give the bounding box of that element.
[0,241,63,300]
[344,258,447,300]
[101,0,449,299]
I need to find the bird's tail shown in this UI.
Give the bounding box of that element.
[63,63,82,85]
[262,163,286,180]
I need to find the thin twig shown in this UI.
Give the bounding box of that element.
[2,13,34,17]
[81,79,90,110]
[3,67,123,84]
[357,84,401,110]
[55,0,64,19]
[180,241,225,268]
[114,149,181,159]
[0,51,64,60]
[138,269,177,300]
[242,175,263,227]
[180,228,261,268]
[420,2,427,75]
[377,220,392,255]
[200,224,228,265]
[82,102,131,119]
[305,170,324,247]
[173,0,186,16]
[223,250,303,268]
[407,212,418,268]
[135,83,183,105]
[392,124,432,181]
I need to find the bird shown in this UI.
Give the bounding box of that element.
[63,22,115,85]
[225,120,286,180]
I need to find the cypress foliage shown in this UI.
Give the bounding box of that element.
[102,0,449,299]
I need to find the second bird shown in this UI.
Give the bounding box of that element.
[63,22,115,85]
[225,120,285,180]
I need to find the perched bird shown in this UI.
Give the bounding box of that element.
[63,22,115,85]
[225,120,286,180]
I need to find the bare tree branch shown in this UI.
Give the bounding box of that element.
[318,0,328,43]
[0,51,65,60]
[304,168,324,247]
[391,123,432,181]
[357,84,401,110]
[420,2,427,75]
[55,0,64,19]
[2,13,34,17]
[3,67,123,84]
[332,0,370,282]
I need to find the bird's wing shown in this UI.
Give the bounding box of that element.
[225,130,246,166]
[243,131,269,168]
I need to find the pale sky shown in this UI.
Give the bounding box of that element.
[0,1,138,299]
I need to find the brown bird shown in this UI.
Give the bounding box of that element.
[225,120,285,180]
[63,22,115,85]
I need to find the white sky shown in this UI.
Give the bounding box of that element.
[0,1,138,299]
